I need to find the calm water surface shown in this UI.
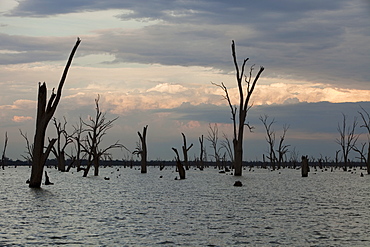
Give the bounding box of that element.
[1,166,369,246]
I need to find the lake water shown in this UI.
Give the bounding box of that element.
[1,166,369,246]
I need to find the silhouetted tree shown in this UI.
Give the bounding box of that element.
[1,132,8,170]
[20,130,33,163]
[336,113,359,171]
[133,125,148,173]
[72,118,84,171]
[276,124,290,168]
[259,115,277,169]
[213,40,264,176]
[172,147,186,179]
[181,133,193,170]
[29,38,81,188]
[356,106,370,174]
[80,95,125,177]
[206,123,221,168]
[198,135,205,170]
[221,133,234,165]
[51,117,74,172]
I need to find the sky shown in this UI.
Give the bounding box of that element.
[0,0,369,162]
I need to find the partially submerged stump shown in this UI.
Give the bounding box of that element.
[234,181,243,186]
[301,155,309,177]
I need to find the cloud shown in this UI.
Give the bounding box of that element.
[1,1,368,90]
[0,0,369,161]
[12,115,33,122]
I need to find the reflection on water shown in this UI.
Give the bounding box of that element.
[1,166,370,246]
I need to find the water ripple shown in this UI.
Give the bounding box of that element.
[1,166,369,246]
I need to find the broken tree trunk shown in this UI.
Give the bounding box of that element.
[181,133,193,170]
[29,38,81,188]
[93,155,100,176]
[1,132,8,170]
[138,125,148,173]
[301,155,309,177]
[172,148,186,179]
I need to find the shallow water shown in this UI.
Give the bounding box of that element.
[1,166,369,246]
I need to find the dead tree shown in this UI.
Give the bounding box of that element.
[29,38,81,188]
[72,118,84,171]
[259,115,277,169]
[20,130,33,164]
[172,147,186,179]
[1,132,8,170]
[181,133,193,170]
[213,40,264,176]
[353,143,367,166]
[51,117,74,172]
[206,123,221,169]
[133,125,148,173]
[276,124,290,169]
[356,106,370,174]
[336,113,359,171]
[198,135,205,170]
[80,95,125,177]
[221,133,234,166]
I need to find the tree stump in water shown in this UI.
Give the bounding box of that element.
[301,155,309,177]
[233,181,243,186]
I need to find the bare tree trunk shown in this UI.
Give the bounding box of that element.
[57,151,66,172]
[29,38,80,188]
[301,156,309,177]
[336,113,358,172]
[198,135,204,170]
[1,132,8,170]
[172,148,185,179]
[93,156,99,176]
[138,125,148,173]
[181,133,193,170]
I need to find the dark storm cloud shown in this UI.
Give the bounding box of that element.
[8,0,344,21]
[4,0,370,88]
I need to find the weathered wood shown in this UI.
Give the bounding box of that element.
[29,38,81,188]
